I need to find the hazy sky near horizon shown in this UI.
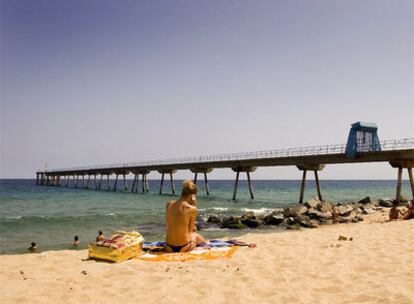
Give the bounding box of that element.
[1,0,413,179]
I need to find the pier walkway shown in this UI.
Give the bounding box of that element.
[36,138,414,202]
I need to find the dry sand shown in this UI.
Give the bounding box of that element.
[1,213,413,304]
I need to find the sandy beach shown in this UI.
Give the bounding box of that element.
[1,213,413,304]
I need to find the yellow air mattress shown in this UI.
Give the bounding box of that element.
[88,231,144,263]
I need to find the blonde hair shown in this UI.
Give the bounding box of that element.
[181,179,198,197]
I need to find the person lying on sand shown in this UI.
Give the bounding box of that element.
[96,230,105,242]
[72,235,80,247]
[165,179,207,253]
[28,242,37,253]
[402,201,414,220]
[389,200,404,221]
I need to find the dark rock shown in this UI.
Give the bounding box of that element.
[271,208,284,215]
[207,215,222,224]
[241,211,255,221]
[304,197,320,209]
[335,205,354,216]
[221,216,246,229]
[241,218,261,228]
[263,213,284,225]
[378,199,393,208]
[307,208,333,220]
[283,206,307,218]
[318,202,334,213]
[358,196,371,205]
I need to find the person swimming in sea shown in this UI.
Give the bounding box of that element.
[28,242,37,253]
[72,235,80,247]
[165,179,207,253]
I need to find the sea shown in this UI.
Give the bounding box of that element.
[0,179,411,254]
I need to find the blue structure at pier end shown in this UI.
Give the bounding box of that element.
[345,122,381,157]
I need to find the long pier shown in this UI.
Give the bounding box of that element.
[36,138,414,202]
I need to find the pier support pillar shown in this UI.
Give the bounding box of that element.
[113,174,119,191]
[86,175,90,189]
[131,174,137,193]
[75,175,78,188]
[231,167,256,200]
[98,175,103,190]
[204,172,210,196]
[94,175,97,190]
[389,160,414,201]
[158,170,177,195]
[297,164,325,203]
[123,174,128,191]
[170,172,175,194]
[36,173,39,185]
[82,175,86,188]
[40,173,45,185]
[145,173,149,192]
[159,173,165,194]
[107,174,111,190]
[191,168,213,196]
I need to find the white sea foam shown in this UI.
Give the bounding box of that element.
[5,216,22,220]
[241,208,273,215]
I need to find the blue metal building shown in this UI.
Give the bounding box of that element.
[345,122,381,157]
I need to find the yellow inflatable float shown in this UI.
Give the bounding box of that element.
[88,231,144,263]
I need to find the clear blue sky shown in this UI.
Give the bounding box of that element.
[1,0,413,179]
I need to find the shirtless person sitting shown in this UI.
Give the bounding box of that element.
[165,179,207,253]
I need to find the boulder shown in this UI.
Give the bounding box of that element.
[378,199,393,208]
[335,205,354,216]
[263,213,284,225]
[318,202,334,213]
[358,196,371,205]
[334,216,350,224]
[304,197,320,209]
[307,208,332,220]
[240,212,262,228]
[221,216,246,229]
[283,206,308,218]
[271,208,284,215]
[362,208,375,215]
[207,215,222,224]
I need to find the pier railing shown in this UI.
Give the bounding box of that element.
[47,137,414,173]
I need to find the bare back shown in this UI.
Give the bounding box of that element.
[166,199,197,246]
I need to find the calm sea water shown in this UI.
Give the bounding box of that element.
[0,179,410,254]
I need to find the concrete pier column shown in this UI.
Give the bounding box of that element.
[145,173,149,192]
[170,173,175,194]
[107,174,111,190]
[408,168,414,200]
[98,174,103,190]
[131,174,137,193]
[194,173,198,184]
[82,175,86,188]
[396,167,403,202]
[75,175,78,188]
[86,175,90,189]
[94,174,98,190]
[40,173,45,185]
[232,170,240,200]
[297,164,325,203]
[204,172,210,196]
[246,171,254,199]
[389,160,414,201]
[113,174,119,191]
[299,170,307,204]
[123,174,128,191]
[314,170,323,201]
[65,175,69,187]
[231,167,256,200]
[159,173,165,194]
[141,173,145,193]
[36,173,39,185]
